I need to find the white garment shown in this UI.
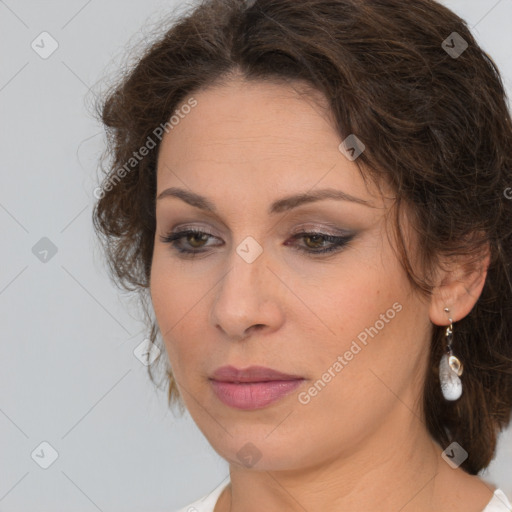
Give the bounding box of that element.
[174,480,512,512]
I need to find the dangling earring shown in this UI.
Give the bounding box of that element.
[439,307,464,401]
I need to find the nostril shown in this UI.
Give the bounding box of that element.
[244,324,265,337]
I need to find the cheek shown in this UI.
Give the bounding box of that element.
[150,245,199,324]
[309,251,404,350]
[150,253,174,330]
[296,244,412,398]
[301,282,425,427]
[150,248,215,371]
[150,251,191,359]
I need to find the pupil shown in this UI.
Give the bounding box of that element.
[189,233,207,247]
[307,235,323,248]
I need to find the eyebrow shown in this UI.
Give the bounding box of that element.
[156,186,375,214]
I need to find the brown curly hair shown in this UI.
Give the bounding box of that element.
[92,0,512,475]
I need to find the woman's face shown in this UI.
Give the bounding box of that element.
[150,77,433,471]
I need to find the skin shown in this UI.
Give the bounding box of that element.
[150,75,493,512]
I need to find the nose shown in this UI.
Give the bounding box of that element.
[209,246,285,341]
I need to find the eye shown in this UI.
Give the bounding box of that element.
[159,228,221,255]
[285,231,355,255]
[159,228,355,257]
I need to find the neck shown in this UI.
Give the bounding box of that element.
[222,406,453,512]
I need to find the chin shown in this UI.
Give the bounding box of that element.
[203,428,311,472]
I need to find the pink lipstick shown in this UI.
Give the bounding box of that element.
[209,365,305,410]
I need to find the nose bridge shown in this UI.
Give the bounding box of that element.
[210,238,284,338]
[217,241,268,309]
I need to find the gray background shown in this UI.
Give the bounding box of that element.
[0,1,511,510]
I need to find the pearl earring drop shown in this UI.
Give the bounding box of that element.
[439,308,464,401]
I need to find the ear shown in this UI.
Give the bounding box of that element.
[429,242,491,326]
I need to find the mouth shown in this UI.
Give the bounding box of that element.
[209,365,304,383]
[209,365,305,410]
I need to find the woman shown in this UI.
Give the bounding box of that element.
[92,0,512,510]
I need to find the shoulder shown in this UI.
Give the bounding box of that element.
[433,464,510,512]
[482,489,512,512]
[174,479,230,512]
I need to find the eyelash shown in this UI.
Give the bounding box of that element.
[159,228,355,257]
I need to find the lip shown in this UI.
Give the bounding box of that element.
[210,380,304,410]
[209,365,305,410]
[210,365,304,383]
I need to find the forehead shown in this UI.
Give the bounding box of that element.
[162,79,333,152]
[156,77,389,207]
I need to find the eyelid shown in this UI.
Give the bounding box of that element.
[167,220,351,239]
[169,224,219,236]
[168,223,348,239]
[289,223,350,237]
